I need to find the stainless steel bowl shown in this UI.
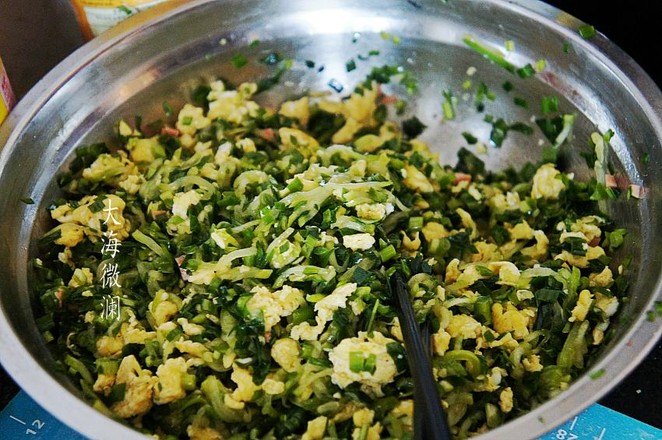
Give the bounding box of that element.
[1,1,661,439]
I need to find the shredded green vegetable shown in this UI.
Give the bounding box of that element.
[34,47,629,440]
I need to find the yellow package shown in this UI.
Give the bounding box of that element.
[1,56,16,125]
[71,0,170,40]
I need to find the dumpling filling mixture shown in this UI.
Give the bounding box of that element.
[34,71,628,439]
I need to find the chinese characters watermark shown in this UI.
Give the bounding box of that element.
[100,197,122,321]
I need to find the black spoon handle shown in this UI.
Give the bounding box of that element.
[389,270,453,440]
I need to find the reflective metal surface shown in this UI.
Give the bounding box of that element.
[1,1,661,439]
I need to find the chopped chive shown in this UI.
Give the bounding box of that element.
[286,177,304,193]
[514,97,528,108]
[395,99,406,115]
[117,5,133,15]
[249,39,260,48]
[535,59,546,72]
[463,35,516,74]
[408,216,424,231]
[20,197,34,205]
[442,90,456,120]
[462,132,478,145]
[305,60,315,68]
[162,101,174,117]
[541,96,559,114]
[642,152,651,164]
[563,41,571,53]
[363,353,377,374]
[346,59,357,72]
[231,53,248,69]
[349,351,365,372]
[502,81,514,92]
[589,368,605,380]
[578,24,597,39]
[516,63,536,79]
[379,244,397,262]
[182,116,193,126]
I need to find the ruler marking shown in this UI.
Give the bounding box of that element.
[594,427,606,440]
[9,415,27,425]
[569,416,578,431]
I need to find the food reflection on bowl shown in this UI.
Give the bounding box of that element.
[0,1,661,439]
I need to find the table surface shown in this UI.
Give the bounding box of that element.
[1,0,661,435]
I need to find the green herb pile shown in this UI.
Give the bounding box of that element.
[34,62,628,439]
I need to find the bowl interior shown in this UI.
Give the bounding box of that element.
[1,1,661,439]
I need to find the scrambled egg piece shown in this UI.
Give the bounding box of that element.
[172,190,202,220]
[154,357,188,405]
[531,163,565,199]
[589,267,614,288]
[570,216,604,243]
[319,84,379,144]
[492,303,534,339]
[594,292,619,317]
[444,258,462,284]
[68,267,94,288]
[342,233,375,251]
[93,373,115,395]
[457,208,477,238]
[509,221,534,241]
[522,354,543,372]
[246,285,305,332]
[97,314,156,358]
[490,191,521,213]
[328,331,398,397]
[279,96,310,126]
[445,314,482,339]
[50,194,131,246]
[206,80,260,124]
[352,408,382,440]
[355,203,387,221]
[569,289,593,322]
[271,338,301,372]
[302,415,328,440]
[401,231,421,253]
[279,127,320,156]
[177,103,211,136]
[433,330,452,356]
[488,261,521,286]
[227,366,260,408]
[290,283,357,341]
[471,241,502,263]
[520,230,549,262]
[112,355,157,418]
[149,290,179,326]
[186,425,224,440]
[422,222,449,241]
[499,387,514,413]
[474,367,507,392]
[125,137,165,164]
[555,246,605,269]
[403,164,434,193]
[81,151,143,192]
[390,400,414,430]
